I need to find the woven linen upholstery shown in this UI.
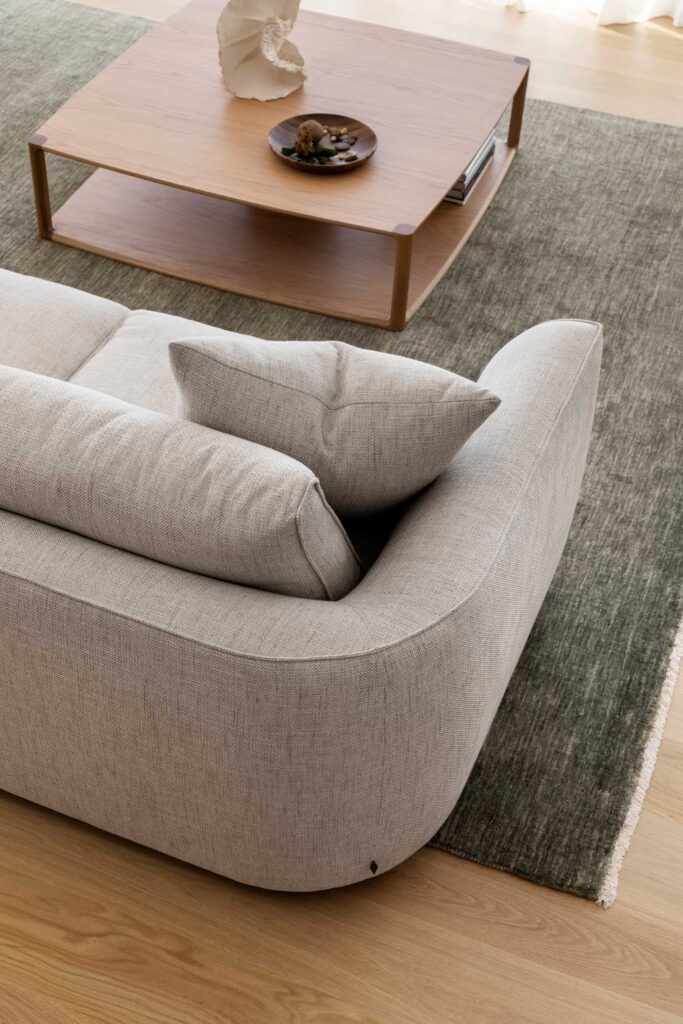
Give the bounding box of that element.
[71,309,230,414]
[0,268,127,378]
[0,272,602,891]
[0,366,360,600]
[169,336,501,516]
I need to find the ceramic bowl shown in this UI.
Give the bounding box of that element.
[268,113,377,174]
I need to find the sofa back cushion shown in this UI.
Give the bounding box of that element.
[0,367,360,600]
[170,336,500,517]
[0,268,128,380]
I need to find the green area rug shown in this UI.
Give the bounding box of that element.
[2,0,681,904]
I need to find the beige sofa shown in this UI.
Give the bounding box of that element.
[0,269,602,890]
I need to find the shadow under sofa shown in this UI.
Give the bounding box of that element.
[0,269,602,891]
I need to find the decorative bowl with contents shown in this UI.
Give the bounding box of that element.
[269,114,377,174]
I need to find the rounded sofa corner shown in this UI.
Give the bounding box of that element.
[0,308,603,892]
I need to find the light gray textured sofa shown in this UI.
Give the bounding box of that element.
[0,269,602,891]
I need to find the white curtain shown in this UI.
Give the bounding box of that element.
[504,1,683,23]
[586,0,683,24]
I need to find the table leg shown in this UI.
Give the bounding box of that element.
[29,135,53,240]
[388,227,414,331]
[507,62,529,149]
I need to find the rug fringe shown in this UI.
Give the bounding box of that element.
[597,613,683,907]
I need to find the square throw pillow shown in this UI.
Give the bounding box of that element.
[170,336,500,517]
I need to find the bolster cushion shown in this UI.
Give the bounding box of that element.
[0,367,360,600]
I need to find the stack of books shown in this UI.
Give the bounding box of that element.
[444,133,496,205]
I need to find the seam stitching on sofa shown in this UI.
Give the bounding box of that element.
[294,480,333,600]
[65,309,132,382]
[313,480,362,567]
[292,482,361,600]
[0,325,602,666]
[172,342,497,411]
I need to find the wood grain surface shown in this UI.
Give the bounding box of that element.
[67,0,683,129]
[34,0,527,326]
[37,0,527,234]
[0,679,681,1024]
[46,141,516,328]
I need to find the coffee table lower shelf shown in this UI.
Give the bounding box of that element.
[48,144,515,330]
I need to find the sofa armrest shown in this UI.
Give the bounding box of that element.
[347,320,603,641]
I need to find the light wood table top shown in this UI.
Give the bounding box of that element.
[30,0,528,327]
[36,0,527,235]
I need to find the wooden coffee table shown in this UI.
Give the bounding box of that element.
[29,0,528,330]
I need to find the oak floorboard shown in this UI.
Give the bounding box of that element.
[1,758,681,1024]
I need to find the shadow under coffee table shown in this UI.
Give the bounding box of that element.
[29,0,528,330]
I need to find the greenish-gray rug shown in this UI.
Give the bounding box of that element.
[2,0,682,905]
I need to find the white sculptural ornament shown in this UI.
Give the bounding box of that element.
[217,0,306,102]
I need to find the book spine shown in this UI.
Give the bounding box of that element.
[455,138,496,187]
[445,151,494,203]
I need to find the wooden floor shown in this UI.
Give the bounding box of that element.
[2,1,681,1021]
[71,0,683,126]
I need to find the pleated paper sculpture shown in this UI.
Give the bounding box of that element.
[217,0,306,101]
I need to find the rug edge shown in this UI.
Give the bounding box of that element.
[597,612,683,907]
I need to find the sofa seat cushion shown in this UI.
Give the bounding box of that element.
[170,335,501,517]
[0,366,361,600]
[0,269,128,379]
[70,310,237,413]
